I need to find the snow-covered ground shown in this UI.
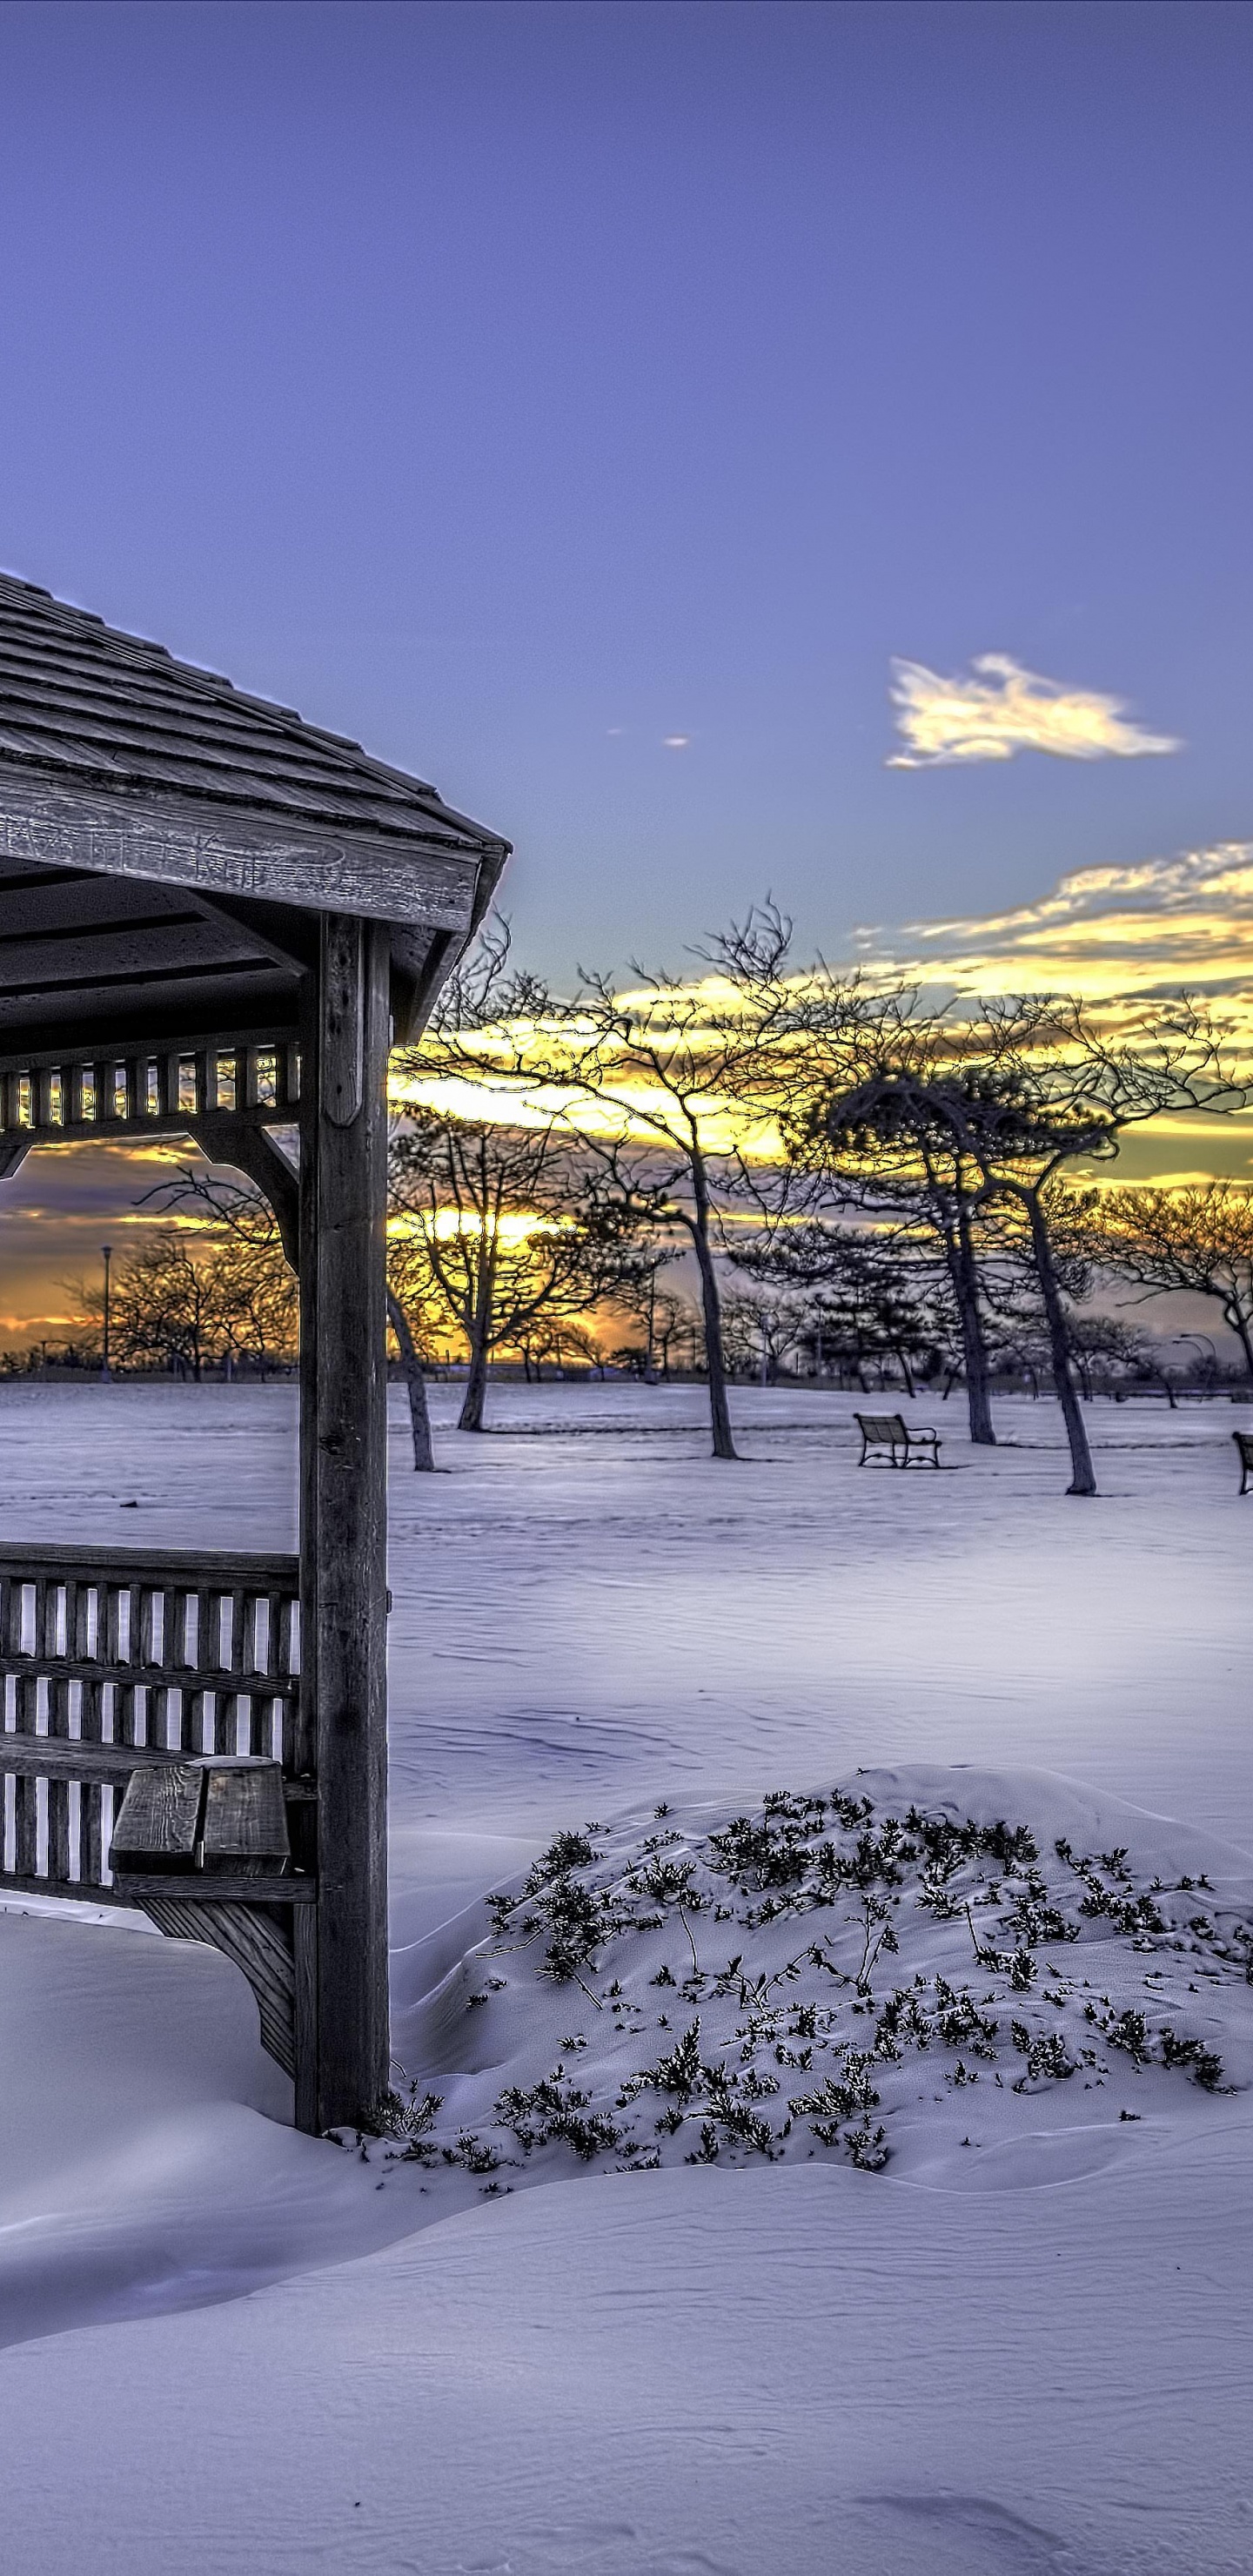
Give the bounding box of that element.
[0,1379,1250,2574]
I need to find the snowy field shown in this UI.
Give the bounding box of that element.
[0,1379,1250,2575]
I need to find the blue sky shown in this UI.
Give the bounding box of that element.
[1,0,1250,985]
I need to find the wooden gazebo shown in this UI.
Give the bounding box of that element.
[0,574,509,2131]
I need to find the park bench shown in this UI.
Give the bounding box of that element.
[1235,1431,1253,1494]
[854,1412,941,1469]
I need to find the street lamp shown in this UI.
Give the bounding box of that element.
[101,1245,112,1381]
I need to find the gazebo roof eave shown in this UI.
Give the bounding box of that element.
[0,757,509,932]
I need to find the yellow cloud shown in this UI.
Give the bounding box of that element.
[397,839,1253,1180]
[883,842,1253,1006]
[888,654,1179,768]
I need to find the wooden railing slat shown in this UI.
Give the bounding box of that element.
[0,1545,301,1906]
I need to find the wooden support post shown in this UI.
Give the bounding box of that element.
[298,916,391,2134]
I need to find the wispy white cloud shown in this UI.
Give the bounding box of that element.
[893,842,1253,984]
[887,653,1180,768]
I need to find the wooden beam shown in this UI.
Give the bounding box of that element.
[298,914,391,2132]
[0,1738,194,1785]
[0,996,301,1061]
[189,890,320,977]
[0,1654,295,1703]
[0,917,264,989]
[0,771,489,932]
[0,1868,136,1909]
[0,1541,298,1583]
[123,1871,314,1905]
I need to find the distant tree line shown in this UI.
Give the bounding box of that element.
[41,900,1250,1496]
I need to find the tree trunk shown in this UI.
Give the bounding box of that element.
[687,1177,737,1460]
[459,1335,490,1430]
[458,1244,496,1431]
[1025,1189,1096,1496]
[1223,1294,1253,1383]
[386,1287,434,1471]
[952,1197,995,1445]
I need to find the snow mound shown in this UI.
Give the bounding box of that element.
[362,1763,1253,2210]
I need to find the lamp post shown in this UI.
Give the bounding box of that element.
[101,1244,112,1381]
[644,1263,658,1385]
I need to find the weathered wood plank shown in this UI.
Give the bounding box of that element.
[0,1543,298,1588]
[108,1762,204,1870]
[14,1657,39,1874]
[123,1871,314,1905]
[0,1866,136,1908]
[47,1677,70,1882]
[201,1762,290,1873]
[0,872,194,940]
[0,1102,296,1152]
[0,1741,316,1798]
[73,1577,104,1886]
[0,772,486,931]
[0,994,301,1063]
[0,1737,206,1782]
[0,920,261,989]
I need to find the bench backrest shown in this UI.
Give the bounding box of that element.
[1235,1432,1253,1464]
[855,1414,908,1441]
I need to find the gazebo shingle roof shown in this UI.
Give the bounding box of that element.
[0,574,510,1052]
[0,571,504,861]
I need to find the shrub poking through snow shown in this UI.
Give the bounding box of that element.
[372,1778,1248,2195]
[495,2071,626,2162]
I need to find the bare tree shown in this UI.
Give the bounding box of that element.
[797,992,1247,1492]
[603,1250,683,1382]
[405,905,806,1460]
[608,1278,698,1380]
[388,1110,654,1431]
[719,1285,812,1384]
[1090,1180,1253,1383]
[105,1157,440,1466]
[1062,1311,1181,1407]
[125,1167,298,1373]
[63,1229,269,1379]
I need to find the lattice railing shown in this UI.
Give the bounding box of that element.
[0,1032,299,1149]
[0,1544,304,1904]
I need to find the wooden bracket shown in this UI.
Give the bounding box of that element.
[190,1115,300,1271]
